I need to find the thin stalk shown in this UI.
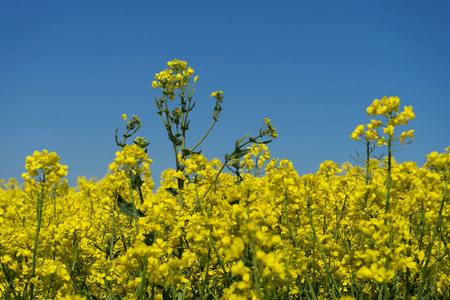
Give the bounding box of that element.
[283,188,298,248]
[384,115,393,221]
[332,195,347,240]
[194,184,232,286]
[307,196,342,299]
[417,175,447,299]
[305,273,318,300]
[106,208,116,298]
[250,240,262,298]
[202,133,264,199]
[246,202,265,298]
[128,171,139,235]
[30,182,46,300]
[1,262,19,298]
[191,120,217,152]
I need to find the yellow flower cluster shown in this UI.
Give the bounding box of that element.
[151,59,197,100]
[424,147,450,173]
[210,90,224,99]
[351,96,415,145]
[263,118,278,139]
[109,144,152,174]
[242,143,271,175]
[22,150,68,184]
[21,150,68,198]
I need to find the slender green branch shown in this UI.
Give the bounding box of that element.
[191,120,218,152]
[202,133,264,199]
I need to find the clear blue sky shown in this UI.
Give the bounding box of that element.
[1,1,449,187]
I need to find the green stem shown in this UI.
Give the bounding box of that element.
[202,134,263,199]
[191,120,217,152]
[305,273,318,300]
[384,115,393,221]
[332,195,347,240]
[106,210,115,298]
[283,188,297,248]
[417,175,447,299]
[129,171,139,235]
[194,184,231,286]
[30,183,46,300]
[307,196,341,299]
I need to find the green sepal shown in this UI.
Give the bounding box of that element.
[181,149,191,156]
[191,148,202,155]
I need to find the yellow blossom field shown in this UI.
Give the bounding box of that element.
[1,60,449,300]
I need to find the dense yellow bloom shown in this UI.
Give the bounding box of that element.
[2,149,448,298]
[1,109,449,299]
[152,59,196,98]
[424,147,450,173]
[366,96,400,117]
[109,144,152,174]
[354,97,416,150]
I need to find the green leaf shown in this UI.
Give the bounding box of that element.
[261,140,273,144]
[143,232,155,246]
[117,195,145,218]
[131,174,144,190]
[235,133,250,148]
[165,188,178,197]
[234,149,251,159]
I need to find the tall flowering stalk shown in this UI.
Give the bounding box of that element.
[109,144,153,235]
[152,59,222,209]
[152,59,277,209]
[21,150,68,299]
[351,96,416,218]
[351,96,416,298]
[418,148,449,298]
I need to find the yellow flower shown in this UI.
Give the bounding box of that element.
[210,91,223,98]
[383,125,394,136]
[122,114,128,120]
[174,170,186,181]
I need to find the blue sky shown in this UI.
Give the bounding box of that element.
[1,1,449,187]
